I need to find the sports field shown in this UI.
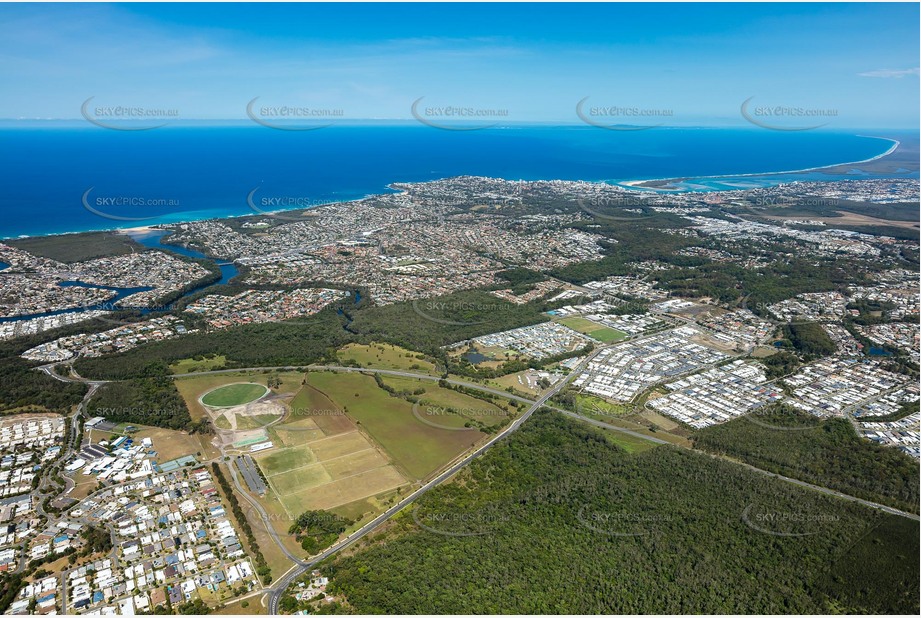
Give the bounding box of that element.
[558,316,628,343]
[200,383,269,407]
[175,371,308,421]
[253,370,517,516]
[306,372,488,479]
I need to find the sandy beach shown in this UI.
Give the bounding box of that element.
[619,136,901,192]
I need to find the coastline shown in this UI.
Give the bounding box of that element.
[1,184,396,242]
[0,136,905,241]
[618,136,901,192]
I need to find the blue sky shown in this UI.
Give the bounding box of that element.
[1,2,918,127]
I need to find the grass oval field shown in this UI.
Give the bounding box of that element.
[200,382,269,407]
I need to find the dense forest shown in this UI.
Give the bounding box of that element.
[693,404,919,513]
[348,289,549,355]
[758,350,801,379]
[0,314,155,415]
[289,510,354,554]
[0,357,86,414]
[780,322,837,358]
[73,290,550,380]
[85,377,195,431]
[654,256,864,311]
[73,307,353,380]
[305,411,917,614]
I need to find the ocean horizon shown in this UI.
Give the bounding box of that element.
[0,125,912,239]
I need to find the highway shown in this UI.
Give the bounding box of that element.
[32,350,920,613]
[264,350,603,613]
[555,408,671,445]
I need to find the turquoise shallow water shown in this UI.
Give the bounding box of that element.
[0,124,905,238]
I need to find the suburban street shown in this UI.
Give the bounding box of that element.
[31,341,920,615]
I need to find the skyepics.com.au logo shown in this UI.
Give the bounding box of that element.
[576,97,673,131]
[410,298,515,326]
[411,503,512,537]
[576,504,671,537]
[76,298,178,328]
[411,403,506,431]
[740,97,837,131]
[246,97,345,130]
[244,505,348,545]
[289,407,347,418]
[573,397,628,418]
[743,404,823,432]
[81,97,179,131]
[750,195,841,208]
[411,97,509,131]
[246,187,336,221]
[82,187,183,222]
[741,503,840,537]
[214,405,343,432]
[93,406,187,418]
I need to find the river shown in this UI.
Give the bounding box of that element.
[0,230,238,324]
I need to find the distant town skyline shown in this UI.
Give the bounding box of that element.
[0,2,918,128]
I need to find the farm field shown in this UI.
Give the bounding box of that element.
[336,343,436,373]
[286,383,354,434]
[253,379,411,517]
[558,316,628,342]
[600,429,660,454]
[380,375,513,431]
[169,354,228,374]
[306,372,489,479]
[268,419,325,446]
[274,465,407,516]
[574,393,632,418]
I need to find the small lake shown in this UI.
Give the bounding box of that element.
[463,351,488,365]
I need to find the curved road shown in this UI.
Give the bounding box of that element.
[225,454,307,567]
[34,353,920,612]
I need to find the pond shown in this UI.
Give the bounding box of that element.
[463,351,488,365]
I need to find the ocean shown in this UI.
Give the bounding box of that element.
[0,124,907,239]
